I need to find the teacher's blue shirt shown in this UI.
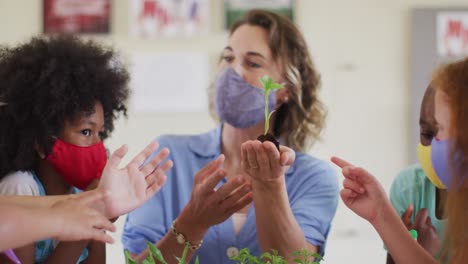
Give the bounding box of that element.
[122,126,339,263]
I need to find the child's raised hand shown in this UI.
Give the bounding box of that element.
[402,204,414,229]
[98,141,173,218]
[412,208,441,257]
[331,156,390,224]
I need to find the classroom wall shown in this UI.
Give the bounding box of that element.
[1,1,467,263]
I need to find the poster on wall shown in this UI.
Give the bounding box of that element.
[437,12,468,57]
[130,52,210,113]
[43,0,111,34]
[224,0,294,29]
[129,0,210,38]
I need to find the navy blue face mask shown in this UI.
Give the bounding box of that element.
[213,68,276,128]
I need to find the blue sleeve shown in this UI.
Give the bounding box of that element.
[289,160,339,256]
[122,136,174,255]
[122,189,169,255]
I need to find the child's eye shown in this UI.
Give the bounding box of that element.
[222,56,234,63]
[420,132,434,141]
[81,129,92,136]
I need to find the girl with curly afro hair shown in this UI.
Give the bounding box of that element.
[0,35,130,264]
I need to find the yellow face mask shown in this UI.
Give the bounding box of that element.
[417,143,447,189]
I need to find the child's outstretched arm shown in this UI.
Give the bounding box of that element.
[0,190,115,252]
[0,141,173,257]
[331,156,438,264]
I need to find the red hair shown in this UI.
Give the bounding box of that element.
[432,57,468,263]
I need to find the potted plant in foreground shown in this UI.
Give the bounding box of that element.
[125,243,323,264]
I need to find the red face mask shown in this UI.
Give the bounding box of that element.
[45,139,107,190]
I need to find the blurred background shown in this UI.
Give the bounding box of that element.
[1,0,468,263]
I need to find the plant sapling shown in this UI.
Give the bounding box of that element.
[257,76,284,150]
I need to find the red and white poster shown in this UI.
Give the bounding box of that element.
[129,0,209,38]
[437,12,468,57]
[43,0,111,34]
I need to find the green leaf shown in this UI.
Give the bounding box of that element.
[269,83,284,90]
[146,242,168,264]
[142,247,156,264]
[261,252,272,259]
[290,249,323,264]
[174,243,191,264]
[230,248,255,264]
[260,76,283,92]
[143,258,156,264]
[181,243,190,262]
[125,250,138,264]
[260,76,272,89]
[312,253,323,260]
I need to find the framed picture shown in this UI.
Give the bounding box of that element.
[224,0,295,29]
[43,0,111,34]
[437,12,468,57]
[129,0,210,38]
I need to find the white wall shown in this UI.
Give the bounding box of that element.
[1,1,467,263]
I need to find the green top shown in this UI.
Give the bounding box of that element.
[387,164,447,261]
[389,164,446,239]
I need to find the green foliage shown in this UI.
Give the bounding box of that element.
[125,242,182,264]
[147,242,168,264]
[291,248,323,264]
[260,249,287,264]
[260,76,284,135]
[229,248,261,264]
[175,242,190,264]
[125,249,138,264]
[229,248,323,264]
[125,243,323,264]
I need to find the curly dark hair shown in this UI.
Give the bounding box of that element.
[0,35,130,178]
